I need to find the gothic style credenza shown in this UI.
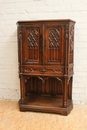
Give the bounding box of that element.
[17,19,75,115]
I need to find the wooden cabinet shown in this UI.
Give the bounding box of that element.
[17,19,75,115]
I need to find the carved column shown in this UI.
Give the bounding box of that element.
[63,77,68,107]
[63,24,69,107]
[20,75,25,103]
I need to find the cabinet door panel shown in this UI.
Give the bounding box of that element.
[44,24,65,65]
[22,25,42,65]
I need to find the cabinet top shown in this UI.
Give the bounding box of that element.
[17,19,76,24]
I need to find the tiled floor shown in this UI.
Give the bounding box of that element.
[0,100,87,130]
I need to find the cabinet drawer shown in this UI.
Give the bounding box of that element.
[22,66,64,76]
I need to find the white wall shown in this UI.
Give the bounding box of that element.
[0,0,87,105]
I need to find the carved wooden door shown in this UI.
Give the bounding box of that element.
[44,24,65,65]
[22,24,42,65]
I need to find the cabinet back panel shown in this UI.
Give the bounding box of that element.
[25,77,63,96]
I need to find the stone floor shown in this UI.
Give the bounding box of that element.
[0,100,87,130]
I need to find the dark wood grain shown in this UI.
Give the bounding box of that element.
[17,19,75,115]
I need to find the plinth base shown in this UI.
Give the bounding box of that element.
[19,94,73,116]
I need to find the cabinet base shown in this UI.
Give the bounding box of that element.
[18,94,73,115]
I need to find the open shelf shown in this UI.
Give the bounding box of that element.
[19,94,73,115]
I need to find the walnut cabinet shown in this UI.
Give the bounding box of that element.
[17,19,75,115]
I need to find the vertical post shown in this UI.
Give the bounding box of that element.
[20,75,25,104]
[69,77,73,100]
[63,24,69,107]
[18,26,25,104]
[63,77,68,107]
[42,24,44,65]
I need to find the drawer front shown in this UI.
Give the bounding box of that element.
[22,66,64,76]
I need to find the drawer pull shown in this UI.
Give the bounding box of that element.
[40,69,47,73]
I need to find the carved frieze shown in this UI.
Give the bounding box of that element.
[52,69,63,74]
[24,68,34,72]
[24,67,63,75]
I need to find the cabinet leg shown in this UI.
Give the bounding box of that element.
[69,77,73,100]
[20,75,25,104]
[63,78,68,107]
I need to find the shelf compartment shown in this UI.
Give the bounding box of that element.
[19,94,73,115]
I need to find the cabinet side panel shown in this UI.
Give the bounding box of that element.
[69,23,75,64]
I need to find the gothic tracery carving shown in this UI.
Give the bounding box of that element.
[49,29,60,49]
[27,28,39,62]
[28,29,38,49]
